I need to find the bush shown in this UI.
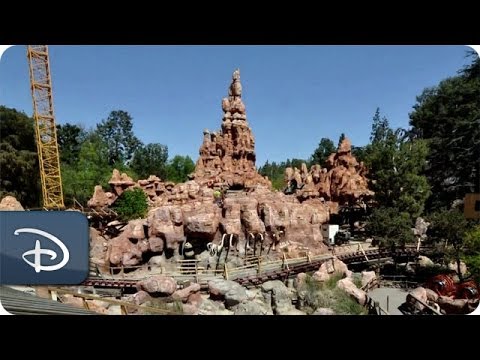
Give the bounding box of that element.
[113,188,148,221]
[366,207,415,247]
[298,274,367,315]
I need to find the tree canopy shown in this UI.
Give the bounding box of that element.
[96,110,142,165]
[0,106,40,207]
[310,137,335,167]
[130,143,169,180]
[409,53,480,211]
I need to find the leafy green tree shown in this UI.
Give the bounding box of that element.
[363,108,430,219]
[0,106,40,207]
[96,110,142,165]
[57,123,87,165]
[427,209,472,280]
[310,138,335,166]
[130,143,168,180]
[409,53,480,211]
[166,155,195,183]
[61,133,112,205]
[113,188,148,220]
[366,207,415,247]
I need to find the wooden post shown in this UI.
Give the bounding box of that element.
[387,296,389,312]
[224,263,229,280]
[195,261,199,284]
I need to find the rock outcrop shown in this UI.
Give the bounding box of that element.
[0,196,24,211]
[85,69,376,267]
[285,137,374,210]
[193,69,271,190]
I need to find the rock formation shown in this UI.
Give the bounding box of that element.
[193,69,271,190]
[284,137,374,210]
[0,196,24,211]
[86,69,376,268]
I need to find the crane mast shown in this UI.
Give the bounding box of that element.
[26,45,64,209]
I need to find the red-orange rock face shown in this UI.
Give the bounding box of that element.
[285,137,374,210]
[193,69,271,190]
[86,69,376,266]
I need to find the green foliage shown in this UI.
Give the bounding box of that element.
[56,123,86,165]
[130,143,168,180]
[310,137,336,166]
[0,106,40,207]
[61,133,112,205]
[351,145,367,163]
[366,207,415,246]
[298,274,367,315]
[409,53,480,211]
[427,208,473,279]
[463,225,480,283]
[259,160,286,190]
[165,155,195,183]
[363,108,430,219]
[113,188,148,221]
[96,110,142,165]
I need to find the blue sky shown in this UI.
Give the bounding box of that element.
[0,45,473,166]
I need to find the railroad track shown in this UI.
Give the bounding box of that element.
[83,247,420,289]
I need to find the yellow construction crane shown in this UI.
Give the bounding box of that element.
[26,45,64,209]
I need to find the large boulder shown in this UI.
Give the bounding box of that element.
[337,278,367,305]
[313,258,350,282]
[172,283,201,302]
[136,275,177,295]
[0,196,24,211]
[131,290,151,306]
[437,296,475,315]
[417,256,435,268]
[232,301,273,315]
[361,271,377,288]
[406,287,428,311]
[448,261,468,276]
[261,280,295,315]
[197,298,234,315]
[208,278,247,307]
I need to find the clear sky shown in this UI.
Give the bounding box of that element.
[0,45,472,166]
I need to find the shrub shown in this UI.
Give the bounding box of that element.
[113,188,148,221]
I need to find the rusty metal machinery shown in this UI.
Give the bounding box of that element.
[26,45,64,209]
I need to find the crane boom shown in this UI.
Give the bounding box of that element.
[26,45,64,209]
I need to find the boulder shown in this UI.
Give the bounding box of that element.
[261,280,295,315]
[313,258,350,282]
[337,278,367,305]
[172,283,201,302]
[131,290,151,306]
[361,271,377,288]
[136,275,177,295]
[0,196,24,211]
[208,278,247,307]
[232,301,273,315]
[417,255,434,268]
[406,287,428,311]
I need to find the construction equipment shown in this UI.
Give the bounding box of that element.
[26,45,64,209]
